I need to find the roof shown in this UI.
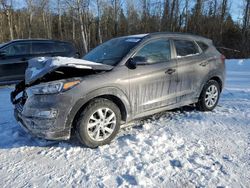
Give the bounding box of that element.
[121,32,211,43]
[148,32,211,41]
[14,38,68,42]
[124,34,149,38]
[1,39,71,46]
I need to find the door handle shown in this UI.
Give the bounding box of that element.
[199,61,208,67]
[165,68,176,75]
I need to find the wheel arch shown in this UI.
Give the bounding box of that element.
[197,72,224,99]
[65,87,131,130]
[209,76,223,92]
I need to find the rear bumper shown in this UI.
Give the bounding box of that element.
[14,103,71,140]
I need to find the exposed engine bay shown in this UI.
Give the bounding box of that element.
[11,56,113,104]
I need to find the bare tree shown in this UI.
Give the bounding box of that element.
[242,0,250,34]
[26,0,34,38]
[141,0,150,32]
[0,0,14,40]
[242,0,250,56]
[192,0,203,33]
[65,0,89,53]
[0,0,249,58]
[220,0,228,36]
[111,0,121,36]
[96,0,102,43]
[169,0,176,31]
[184,0,189,32]
[58,0,63,39]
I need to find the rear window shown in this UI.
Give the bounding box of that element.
[197,41,209,52]
[174,40,199,58]
[32,42,54,54]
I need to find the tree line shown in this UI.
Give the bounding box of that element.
[0,0,249,58]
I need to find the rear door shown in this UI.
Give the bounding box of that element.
[0,42,32,82]
[195,41,214,87]
[128,38,178,115]
[173,39,208,103]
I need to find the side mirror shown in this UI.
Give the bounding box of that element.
[126,56,148,69]
[0,51,6,58]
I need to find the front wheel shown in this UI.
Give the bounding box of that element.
[76,98,121,148]
[196,80,220,111]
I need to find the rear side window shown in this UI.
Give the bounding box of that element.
[54,42,74,53]
[2,42,31,56]
[135,39,171,64]
[174,40,199,58]
[197,41,209,52]
[32,42,54,54]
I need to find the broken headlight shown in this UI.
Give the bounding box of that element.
[31,82,63,94]
[30,80,81,95]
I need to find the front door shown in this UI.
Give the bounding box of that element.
[128,39,178,116]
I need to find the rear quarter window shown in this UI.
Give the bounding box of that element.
[174,40,199,58]
[197,41,209,52]
[32,42,54,54]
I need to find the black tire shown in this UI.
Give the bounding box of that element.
[196,80,220,111]
[76,98,121,148]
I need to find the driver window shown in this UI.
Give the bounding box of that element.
[134,39,171,64]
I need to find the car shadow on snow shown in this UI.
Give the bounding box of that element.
[0,105,198,149]
[0,123,83,149]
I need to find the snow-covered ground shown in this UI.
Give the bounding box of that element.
[0,59,249,187]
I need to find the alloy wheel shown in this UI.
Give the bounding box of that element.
[87,108,116,142]
[205,85,218,108]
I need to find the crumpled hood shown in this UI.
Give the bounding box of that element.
[25,56,113,85]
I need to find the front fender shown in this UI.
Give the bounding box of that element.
[64,87,131,130]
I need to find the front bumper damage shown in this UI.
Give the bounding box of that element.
[14,104,70,140]
[10,57,113,141]
[11,82,71,140]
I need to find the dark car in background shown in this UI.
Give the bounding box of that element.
[0,39,79,85]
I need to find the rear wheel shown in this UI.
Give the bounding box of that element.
[196,80,220,111]
[76,98,121,148]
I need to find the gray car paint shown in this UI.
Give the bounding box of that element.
[12,32,225,140]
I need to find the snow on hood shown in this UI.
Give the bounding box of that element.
[25,56,113,85]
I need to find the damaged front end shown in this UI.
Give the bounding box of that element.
[11,56,113,140]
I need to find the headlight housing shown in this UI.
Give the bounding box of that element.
[30,80,80,95]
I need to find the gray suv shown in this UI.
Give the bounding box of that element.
[11,33,225,148]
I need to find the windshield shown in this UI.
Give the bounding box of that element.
[83,37,142,66]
